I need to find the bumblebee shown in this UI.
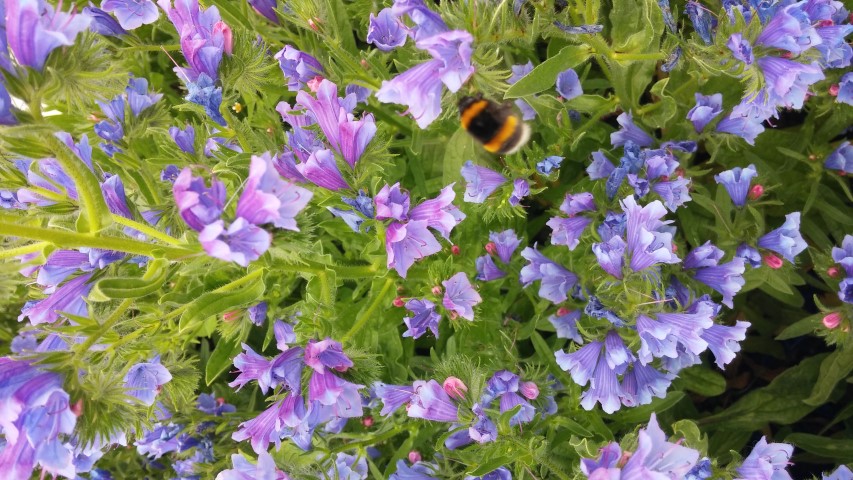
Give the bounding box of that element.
[458,95,530,155]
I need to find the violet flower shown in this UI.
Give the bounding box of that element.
[560,192,596,216]
[735,437,794,480]
[687,93,723,133]
[489,230,521,264]
[757,57,825,110]
[0,83,16,126]
[407,380,459,422]
[169,125,196,154]
[236,153,313,230]
[476,255,507,281]
[215,451,289,480]
[685,0,716,44]
[373,382,415,416]
[390,0,448,41]
[247,0,279,24]
[622,196,680,272]
[298,149,350,191]
[652,177,692,212]
[385,220,442,278]
[838,73,853,105]
[520,247,579,303]
[757,212,808,263]
[125,358,173,406]
[701,321,750,369]
[442,272,482,320]
[727,33,754,65]
[5,0,92,71]
[102,0,159,30]
[508,62,537,120]
[327,453,368,480]
[275,45,324,92]
[756,2,821,55]
[173,168,225,231]
[408,184,465,240]
[548,216,593,251]
[403,299,441,338]
[509,178,529,206]
[536,156,564,175]
[84,6,129,36]
[714,164,757,207]
[610,112,654,148]
[461,161,507,203]
[198,218,272,267]
[19,273,93,325]
[825,141,852,174]
[367,8,409,51]
[549,310,583,344]
[556,68,583,100]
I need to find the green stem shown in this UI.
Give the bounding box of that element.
[275,259,379,279]
[119,44,182,52]
[163,269,266,320]
[341,277,394,342]
[46,135,113,233]
[611,52,667,62]
[28,92,43,121]
[111,214,185,246]
[327,424,408,455]
[0,218,198,259]
[0,242,48,260]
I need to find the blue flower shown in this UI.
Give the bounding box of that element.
[390,460,439,480]
[687,92,723,133]
[402,299,441,338]
[554,21,603,34]
[508,62,537,120]
[837,72,853,106]
[536,156,564,175]
[125,357,173,406]
[509,178,529,206]
[714,164,757,207]
[587,151,615,180]
[476,255,507,281]
[757,212,808,263]
[685,1,716,44]
[101,0,159,30]
[825,141,853,173]
[169,125,196,154]
[556,68,583,100]
[461,161,507,203]
[610,112,653,148]
[367,8,409,51]
[83,6,129,36]
[549,309,583,343]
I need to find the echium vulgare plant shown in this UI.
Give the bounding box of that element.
[1,0,853,478]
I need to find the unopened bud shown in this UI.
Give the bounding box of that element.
[828,266,841,278]
[360,59,369,68]
[307,76,325,92]
[556,307,571,316]
[214,21,233,55]
[451,245,460,255]
[393,297,405,308]
[823,312,842,329]
[763,253,784,269]
[520,381,540,400]
[485,242,497,255]
[408,450,422,463]
[362,416,374,427]
[808,154,817,161]
[829,84,840,96]
[443,376,468,400]
[748,184,764,200]
[431,285,442,296]
[781,51,793,59]
[222,310,240,322]
[671,243,678,253]
[71,399,84,417]
[308,18,320,31]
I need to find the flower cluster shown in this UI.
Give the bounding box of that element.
[94,77,163,156]
[402,271,482,338]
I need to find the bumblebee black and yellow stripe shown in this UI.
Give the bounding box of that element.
[458,95,530,155]
[460,99,489,130]
[483,115,519,153]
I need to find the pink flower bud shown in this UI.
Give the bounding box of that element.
[448,310,458,320]
[213,21,233,55]
[222,310,240,322]
[71,399,84,417]
[485,242,497,255]
[393,297,405,308]
[307,76,325,92]
[308,18,320,31]
[830,84,840,96]
[823,312,842,329]
[360,59,369,68]
[520,381,540,400]
[781,51,793,59]
[763,253,784,269]
[431,285,442,296]
[748,184,764,200]
[556,307,571,316]
[828,266,841,278]
[408,451,422,463]
[671,243,678,253]
[442,376,468,400]
[451,245,460,255]
[362,416,374,427]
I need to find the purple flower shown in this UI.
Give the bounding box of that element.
[556,68,583,100]
[509,178,529,206]
[198,393,236,416]
[715,164,757,207]
[509,62,537,121]
[169,125,196,154]
[275,45,324,92]
[386,220,442,278]
[687,93,723,132]
[199,218,272,267]
[36,249,93,293]
[757,57,825,109]
[652,177,692,211]
[620,362,673,406]
[83,6,130,36]
[373,382,414,416]
[185,73,226,126]
[390,0,448,40]
[298,149,350,191]
[367,9,409,51]
[409,184,465,240]
[232,396,298,453]
[461,161,507,203]
[5,0,92,71]
[825,141,853,173]
[816,23,853,69]
[248,302,268,326]
[173,168,225,231]
[0,82,16,126]
[442,272,482,320]
[690,256,746,308]
[757,2,821,55]
[622,196,680,272]
[159,0,232,82]
[246,0,279,23]
[407,380,458,422]
[716,110,765,146]
[236,153,313,230]
[536,156,564,175]
[838,73,853,106]
[215,451,289,480]
[823,466,853,480]
[549,309,583,343]
[490,230,521,264]
[727,33,754,65]
[554,21,604,34]
[560,192,596,216]
[832,235,853,276]
[736,243,763,268]
[390,460,439,480]
[304,338,353,372]
[476,255,507,281]
[327,452,367,480]
[229,345,271,393]
[102,0,159,30]
[548,216,592,251]
[520,247,579,303]
[610,112,654,148]
[736,437,794,480]
[686,0,716,44]
[19,273,93,325]
[125,358,173,406]
[701,321,750,368]
[308,370,364,419]
[757,212,808,262]
[655,306,715,358]
[587,151,615,180]
[17,158,79,207]
[403,299,441,338]
[160,165,181,183]
[621,414,700,477]
[579,350,622,413]
[375,183,412,221]
[375,59,444,129]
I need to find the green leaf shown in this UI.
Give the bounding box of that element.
[179,272,266,333]
[504,45,592,99]
[803,347,853,406]
[443,128,478,186]
[784,433,853,462]
[612,391,685,424]
[678,366,727,397]
[205,336,243,385]
[776,312,823,340]
[90,259,170,301]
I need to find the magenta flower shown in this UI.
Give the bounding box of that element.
[275,45,324,92]
[308,370,364,420]
[304,339,353,373]
[125,358,173,406]
[102,0,160,30]
[198,218,272,267]
[409,184,465,240]
[407,380,459,422]
[442,272,482,320]
[403,299,441,339]
[5,0,92,71]
[158,0,231,81]
[236,153,313,231]
[173,168,226,231]
[461,161,507,203]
